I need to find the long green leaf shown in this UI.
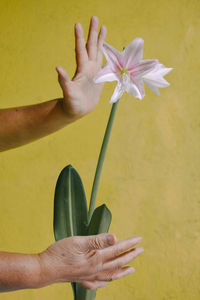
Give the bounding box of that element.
[75,204,112,300]
[53,164,88,241]
[53,165,88,300]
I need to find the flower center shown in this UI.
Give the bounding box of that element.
[119,68,130,88]
[120,68,129,75]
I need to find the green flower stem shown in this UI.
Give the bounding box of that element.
[88,99,120,222]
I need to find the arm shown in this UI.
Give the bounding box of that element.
[0,99,71,151]
[0,234,143,292]
[0,251,40,292]
[0,16,107,152]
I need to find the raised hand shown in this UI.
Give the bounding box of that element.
[56,16,107,120]
[38,233,144,290]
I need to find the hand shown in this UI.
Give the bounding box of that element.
[56,16,107,120]
[38,233,144,290]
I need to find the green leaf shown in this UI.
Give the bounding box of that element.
[75,204,112,300]
[71,282,77,300]
[53,165,88,241]
[88,204,112,235]
[75,285,96,300]
[53,165,88,300]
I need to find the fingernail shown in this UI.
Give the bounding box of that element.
[75,23,81,30]
[56,66,62,72]
[135,247,144,255]
[101,25,107,33]
[107,234,115,245]
[128,267,135,274]
[92,16,98,22]
[134,236,143,243]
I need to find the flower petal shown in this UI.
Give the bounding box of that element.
[122,38,144,69]
[150,63,173,76]
[132,79,145,99]
[142,63,172,92]
[125,82,142,99]
[143,74,170,88]
[103,43,122,72]
[143,79,160,95]
[109,83,124,103]
[94,64,118,83]
[130,59,158,78]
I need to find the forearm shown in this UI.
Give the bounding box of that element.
[0,98,78,152]
[0,251,42,292]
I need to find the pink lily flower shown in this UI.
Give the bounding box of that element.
[94,38,172,103]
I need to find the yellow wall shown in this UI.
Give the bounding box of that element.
[0,0,199,299]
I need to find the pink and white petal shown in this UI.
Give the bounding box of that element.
[130,59,158,78]
[103,43,123,72]
[109,83,124,103]
[122,38,144,69]
[152,63,173,76]
[125,82,142,99]
[159,67,173,76]
[94,65,118,83]
[143,78,160,96]
[133,79,145,99]
[143,74,170,88]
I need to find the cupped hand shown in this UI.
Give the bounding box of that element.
[56,16,107,120]
[38,233,144,290]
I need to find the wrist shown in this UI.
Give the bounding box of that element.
[36,251,59,287]
[25,254,45,289]
[59,98,86,123]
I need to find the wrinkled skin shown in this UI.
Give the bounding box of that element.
[38,233,144,290]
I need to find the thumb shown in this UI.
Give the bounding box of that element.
[56,66,70,87]
[87,233,117,250]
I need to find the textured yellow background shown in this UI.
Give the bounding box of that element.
[0,0,199,299]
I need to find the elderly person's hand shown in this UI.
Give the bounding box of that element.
[56,16,107,121]
[38,233,144,290]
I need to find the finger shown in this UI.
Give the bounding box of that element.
[86,16,99,60]
[56,66,70,87]
[80,280,107,290]
[97,25,107,66]
[95,266,135,282]
[100,236,142,262]
[102,247,144,272]
[75,23,88,72]
[86,233,117,250]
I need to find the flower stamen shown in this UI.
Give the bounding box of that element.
[119,68,129,76]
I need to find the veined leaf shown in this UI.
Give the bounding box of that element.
[53,165,88,299]
[53,165,88,241]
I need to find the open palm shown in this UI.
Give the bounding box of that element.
[56,16,107,119]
